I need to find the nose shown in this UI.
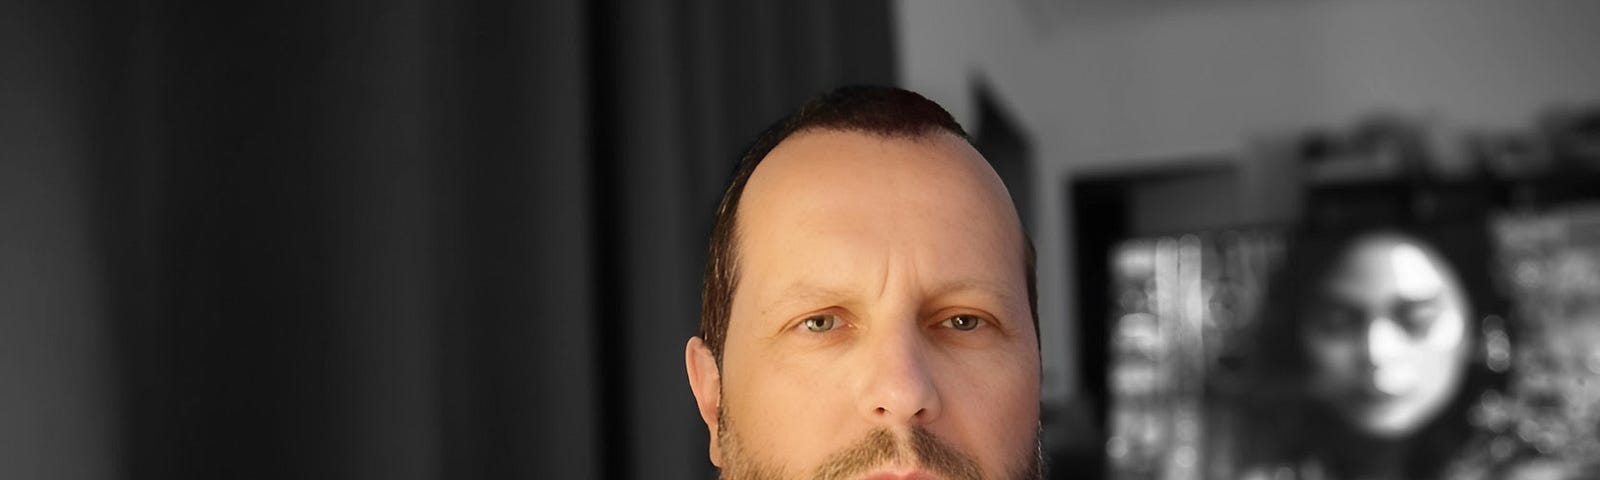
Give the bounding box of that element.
[1366,317,1407,367]
[1366,317,1417,394]
[857,323,942,426]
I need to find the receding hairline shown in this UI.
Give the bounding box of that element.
[730,126,1015,253]
[724,125,1033,313]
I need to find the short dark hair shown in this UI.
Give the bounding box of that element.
[699,85,1037,364]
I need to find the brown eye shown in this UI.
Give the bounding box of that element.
[947,314,982,331]
[802,314,839,333]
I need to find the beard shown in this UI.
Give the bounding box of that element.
[716,405,1043,480]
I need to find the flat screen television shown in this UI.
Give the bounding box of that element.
[1104,204,1600,480]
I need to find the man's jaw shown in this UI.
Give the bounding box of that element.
[810,427,981,480]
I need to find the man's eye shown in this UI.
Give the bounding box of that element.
[802,314,840,333]
[945,314,983,331]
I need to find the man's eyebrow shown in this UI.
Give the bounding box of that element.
[926,279,1021,305]
[761,279,1023,317]
[762,283,857,316]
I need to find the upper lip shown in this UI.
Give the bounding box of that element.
[860,469,937,480]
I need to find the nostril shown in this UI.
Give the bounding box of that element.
[875,407,888,415]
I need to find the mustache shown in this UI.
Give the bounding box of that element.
[810,427,981,480]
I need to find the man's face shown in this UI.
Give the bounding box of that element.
[686,130,1041,479]
[1299,234,1471,438]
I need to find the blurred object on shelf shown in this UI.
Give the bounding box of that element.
[1472,129,1551,181]
[1106,231,1283,480]
[1542,104,1600,173]
[1296,114,1427,185]
[1293,104,1600,234]
[1298,103,1600,189]
[1467,204,1600,478]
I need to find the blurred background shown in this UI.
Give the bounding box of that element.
[3,0,1599,478]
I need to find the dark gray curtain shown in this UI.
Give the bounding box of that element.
[2,0,895,479]
[595,2,898,479]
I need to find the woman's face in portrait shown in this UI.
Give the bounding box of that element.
[1298,233,1472,439]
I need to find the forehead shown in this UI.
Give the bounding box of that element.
[1319,234,1461,302]
[732,129,1026,306]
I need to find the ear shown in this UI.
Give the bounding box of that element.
[685,336,724,467]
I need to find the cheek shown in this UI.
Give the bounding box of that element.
[933,348,1041,470]
[1303,334,1358,378]
[718,346,859,470]
[1410,311,1471,382]
[944,352,1039,417]
[1422,309,1467,351]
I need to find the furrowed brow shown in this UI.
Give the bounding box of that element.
[762,283,856,317]
[926,279,1022,308]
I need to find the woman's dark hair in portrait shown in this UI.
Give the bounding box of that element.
[1238,217,1513,479]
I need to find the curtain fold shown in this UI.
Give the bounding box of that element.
[1,1,118,478]
[596,3,897,478]
[7,1,896,478]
